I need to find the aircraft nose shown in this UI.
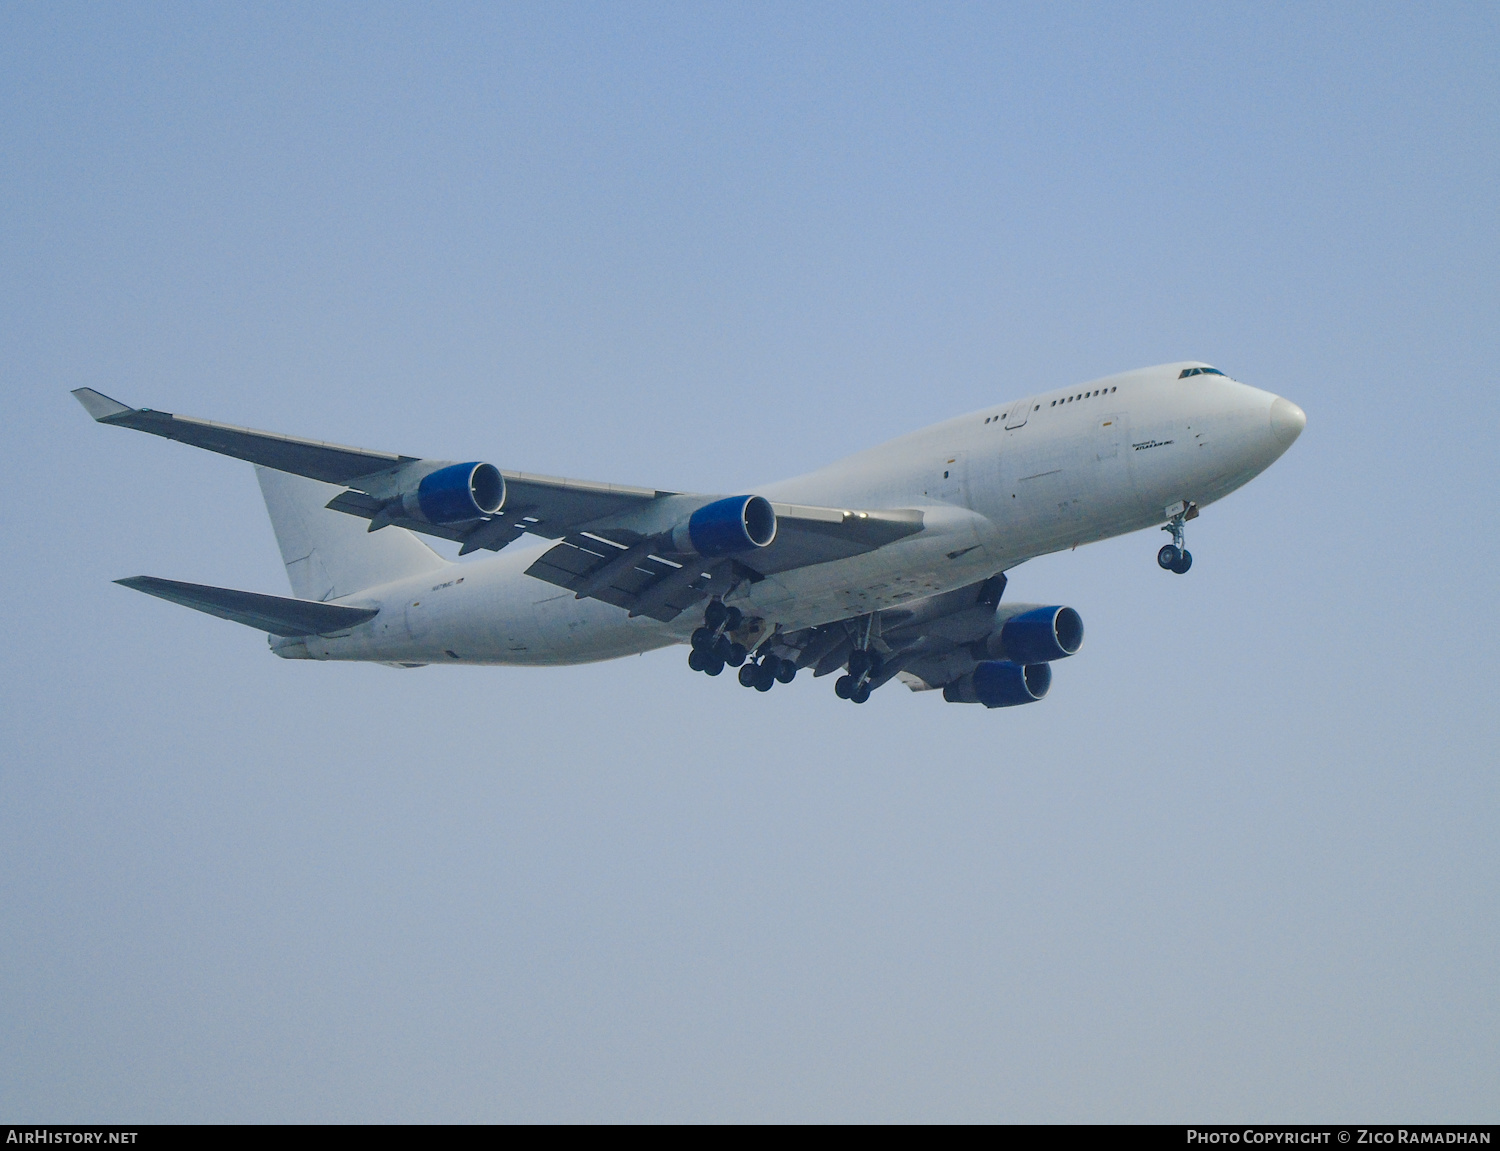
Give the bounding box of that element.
[1269,397,1307,449]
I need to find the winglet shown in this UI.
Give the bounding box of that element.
[71,388,134,421]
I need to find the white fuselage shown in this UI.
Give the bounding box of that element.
[285,362,1303,666]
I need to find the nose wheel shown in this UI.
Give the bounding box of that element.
[1157,543,1192,574]
[1157,503,1196,574]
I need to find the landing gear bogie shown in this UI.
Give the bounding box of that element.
[691,601,755,677]
[835,642,883,703]
[737,655,780,691]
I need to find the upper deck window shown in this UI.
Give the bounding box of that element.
[1179,367,1226,379]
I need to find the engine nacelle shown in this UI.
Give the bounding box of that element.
[943,660,1051,708]
[670,495,778,556]
[396,462,505,526]
[986,605,1083,663]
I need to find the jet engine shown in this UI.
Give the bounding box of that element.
[393,462,506,526]
[943,660,1051,708]
[985,605,1083,664]
[670,495,778,556]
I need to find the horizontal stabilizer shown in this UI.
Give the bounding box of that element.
[115,576,378,636]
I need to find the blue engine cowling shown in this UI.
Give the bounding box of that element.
[989,606,1084,663]
[943,660,1051,707]
[671,495,778,556]
[410,462,506,525]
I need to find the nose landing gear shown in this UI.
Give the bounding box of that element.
[1157,501,1197,574]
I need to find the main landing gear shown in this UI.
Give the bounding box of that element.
[1157,502,1196,575]
[686,601,799,692]
[687,606,884,705]
[687,600,746,676]
[834,646,880,704]
[737,651,796,692]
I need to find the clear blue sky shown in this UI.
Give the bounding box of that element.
[2,2,1496,1122]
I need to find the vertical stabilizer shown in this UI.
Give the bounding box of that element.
[256,466,447,600]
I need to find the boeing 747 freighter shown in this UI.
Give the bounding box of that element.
[76,361,1305,708]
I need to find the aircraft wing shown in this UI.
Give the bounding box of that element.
[76,389,926,621]
[765,573,1011,691]
[72,388,667,551]
[520,505,925,622]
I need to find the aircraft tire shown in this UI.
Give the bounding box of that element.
[775,661,797,684]
[1158,544,1181,570]
[738,664,760,688]
[704,657,725,676]
[1172,549,1193,574]
[851,683,871,704]
[835,675,854,699]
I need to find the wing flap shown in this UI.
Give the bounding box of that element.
[116,576,379,636]
[523,532,699,622]
[524,532,741,622]
[522,505,925,619]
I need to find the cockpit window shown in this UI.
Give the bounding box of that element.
[1179,367,1227,379]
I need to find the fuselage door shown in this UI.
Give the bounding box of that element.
[928,452,968,504]
[1095,413,1127,460]
[405,596,433,641]
[1004,398,1033,429]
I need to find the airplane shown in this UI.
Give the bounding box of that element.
[74,361,1305,708]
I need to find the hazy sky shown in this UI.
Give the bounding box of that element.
[3,2,1496,1122]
